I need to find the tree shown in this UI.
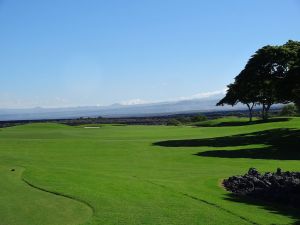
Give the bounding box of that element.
[280,104,297,116]
[166,118,181,126]
[280,41,300,110]
[285,57,300,110]
[217,73,258,122]
[244,45,293,119]
[217,83,238,107]
[234,70,259,121]
[218,41,298,121]
[191,114,207,122]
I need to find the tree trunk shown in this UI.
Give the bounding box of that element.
[262,104,266,120]
[246,103,254,122]
[262,103,271,120]
[264,104,271,120]
[295,101,300,113]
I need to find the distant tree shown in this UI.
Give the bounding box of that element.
[176,116,192,124]
[280,104,297,116]
[191,114,207,122]
[167,118,181,126]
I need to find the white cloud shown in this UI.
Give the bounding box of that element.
[120,99,149,106]
[119,88,227,106]
[178,88,227,101]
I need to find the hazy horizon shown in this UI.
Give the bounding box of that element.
[0,88,226,109]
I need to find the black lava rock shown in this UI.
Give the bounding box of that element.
[223,168,300,207]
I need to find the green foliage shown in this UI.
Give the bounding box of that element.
[280,104,298,116]
[282,44,300,107]
[218,40,300,120]
[166,118,182,126]
[176,116,192,124]
[217,83,239,106]
[191,114,207,122]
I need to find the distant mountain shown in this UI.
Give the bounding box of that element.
[0,97,245,121]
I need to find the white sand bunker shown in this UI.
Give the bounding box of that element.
[84,127,100,129]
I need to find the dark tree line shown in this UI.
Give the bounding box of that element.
[217,40,300,121]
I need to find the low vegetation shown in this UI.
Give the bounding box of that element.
[167,114,207,126]
[280,104,298,116]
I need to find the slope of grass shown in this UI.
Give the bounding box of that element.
[193,116,292,127]
[0,119,300,224]
[193,116,252,127]
[0,165,92,225]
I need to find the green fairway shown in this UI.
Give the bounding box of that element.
[0,118,300,225]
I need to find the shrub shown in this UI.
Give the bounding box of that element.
[166,119,181,126]
[176,117,192,124]
[191,114,207,122]
[280,104,297,116]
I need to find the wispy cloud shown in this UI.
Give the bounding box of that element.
[120,99,149,106]
[0,88,227,109]
[120,88,227,106]
[177,88,227,101]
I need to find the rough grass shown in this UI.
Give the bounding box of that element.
[0,118,300,224]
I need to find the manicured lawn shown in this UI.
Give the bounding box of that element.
[0,118,300,225]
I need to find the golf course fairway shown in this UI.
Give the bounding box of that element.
[0,118,300,225]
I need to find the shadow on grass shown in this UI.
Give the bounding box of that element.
[153,128,300,160]
[197,118,291,127]
[224,193,300,225]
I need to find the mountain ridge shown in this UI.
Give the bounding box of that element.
[0,97,245,121]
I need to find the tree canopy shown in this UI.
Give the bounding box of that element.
[217,40,300,120]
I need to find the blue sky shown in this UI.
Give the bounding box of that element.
[0,0,300,108]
